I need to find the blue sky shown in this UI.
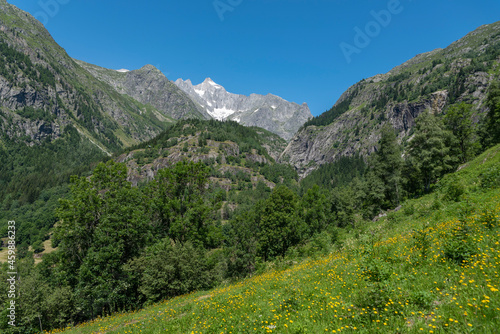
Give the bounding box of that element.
[8,0,500,116]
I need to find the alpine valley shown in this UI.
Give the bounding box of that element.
[1,0,500,333]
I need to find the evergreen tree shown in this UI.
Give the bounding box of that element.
[444,102,478,163]
[406,112,458,193]
[371,125,403,209]
[301,185,331,235]
[225,208,262,278]
[482,82,500,147]
[330,185,359,227]
[259,185,305,260]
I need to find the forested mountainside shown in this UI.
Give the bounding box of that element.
[0,0,177,251]
[282,21,500,177]
[115,119,291,187]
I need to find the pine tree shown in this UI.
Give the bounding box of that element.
[483,82,500,147]
[301,185,331,235]
[373,124,403,208]
[444,102,478,163]
[407,112,458,193]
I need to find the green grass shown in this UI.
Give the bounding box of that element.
[50,146,500,334]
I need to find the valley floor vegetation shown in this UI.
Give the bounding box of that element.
[0,83,499,333]
[44,143,500,334]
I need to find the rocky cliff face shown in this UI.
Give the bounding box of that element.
[75,61,209,121]
[281,21,500,177]
[175,78,312,140]
[281,91,449,177]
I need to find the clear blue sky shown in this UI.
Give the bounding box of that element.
[8,0,500,116]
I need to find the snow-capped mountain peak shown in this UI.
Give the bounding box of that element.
[174,77,312,140]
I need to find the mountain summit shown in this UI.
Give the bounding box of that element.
[175,78,312,140]
[76,61,209,120]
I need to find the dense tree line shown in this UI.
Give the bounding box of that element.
[0,125,106,255]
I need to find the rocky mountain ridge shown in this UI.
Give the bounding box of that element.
[75,60,210,121]
[175,77,312,140]
[281,21,500,177]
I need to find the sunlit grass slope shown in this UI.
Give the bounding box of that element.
[51,145,500,334]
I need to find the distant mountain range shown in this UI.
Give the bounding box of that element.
[1,0,499,179]
[175,78,312,140]
[0,0,312,155]
[75,60,210,121]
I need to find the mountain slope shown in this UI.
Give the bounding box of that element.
[175,77,312,140]
[75,60,209,121]
[0,0,173,152]
[281,21,500,177]
[114,119,291,190]
[0,0,180,249]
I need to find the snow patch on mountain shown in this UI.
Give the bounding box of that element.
[174,77,312,140]
[209,107,237,120]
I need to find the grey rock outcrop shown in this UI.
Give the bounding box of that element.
[281,90,452,178]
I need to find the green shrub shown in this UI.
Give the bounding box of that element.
[409,290,434,309]
[442,178,466,202]
[412,224,431,260]
[480,166,500,189]
[443,220,477,265]
[480,209,499,230]
[31,240,45,254]
[354,283,391,310]
[280,287,301,312]
[403,203,415,216]
[125,240,219,304]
